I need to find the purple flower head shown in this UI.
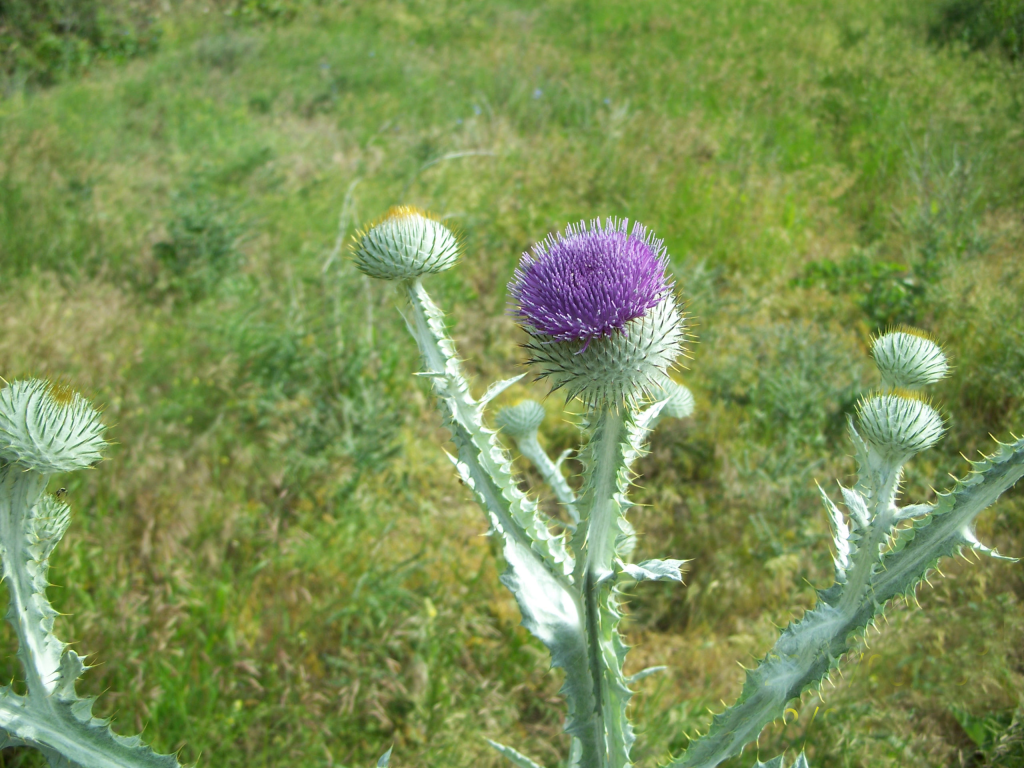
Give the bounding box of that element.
[508,219,672,344]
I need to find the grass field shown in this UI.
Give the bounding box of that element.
[1,1,1023,766]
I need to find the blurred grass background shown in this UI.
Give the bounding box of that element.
[1,0,1023,766]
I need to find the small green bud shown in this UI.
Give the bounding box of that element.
[856,391,944,463]
[494,400,546,439]
[351,206,459,280]
[0,379,106,474]
[871,327,949,390]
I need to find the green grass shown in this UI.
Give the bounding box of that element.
[1,1,1023,766]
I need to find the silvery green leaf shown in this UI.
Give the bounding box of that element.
[0,661,181,768]
[670,436,1024,768]
[751,754,809,768]
[406,281,574,577]
[446,450,597,757]
[0,454,181,767]
[574,403,664,584]
[480,375,527,407]
[817,484,852,581]
[893,503,932,521]
[486,739,545,768]
[555,448,573,469]
[626,666,668,684]
[649,377,695,422]
[618,558,686,583]
[404,283,610,763]
[0,476,70,696]
[376,746,393,767]
[839,485,870,529]
[569,404,666,768]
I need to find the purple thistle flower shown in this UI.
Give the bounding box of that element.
[508,219,672,344]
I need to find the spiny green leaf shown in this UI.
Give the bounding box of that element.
[404,281,604,765]
[406,280,573,576]
[817,483,854,582]
[0,686,181,768]
[486,739,545,768]
[625,666,667,684]
[0,459,182,768]
[617,558,687,583]
[751,754,809,768]
[670,436,1024,768]
[571,404,664,768]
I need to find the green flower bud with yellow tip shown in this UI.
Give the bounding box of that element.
[351,206,459,281]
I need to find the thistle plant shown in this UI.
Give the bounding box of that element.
[354,207,1024,768]
[0,210,1019,768]
[0,379,183,767]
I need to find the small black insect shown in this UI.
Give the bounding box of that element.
[54,488,68,500]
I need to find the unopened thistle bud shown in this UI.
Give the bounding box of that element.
[494,400,546,439]
[0,380,106,474]
[871,327,949,390]
[351,206,459,280]
[508,218,685,409]
[856,391,944,463]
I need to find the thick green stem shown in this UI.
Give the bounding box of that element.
[515,433,579,527]
[0,468,55,698]
[574,408,625,584]
[574,407,635,768]
[0,464,181,768]
[836,463,900,616]
[582,569,609,768]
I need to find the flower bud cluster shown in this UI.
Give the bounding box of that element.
[857,328,949,465]
[871,326,949,390]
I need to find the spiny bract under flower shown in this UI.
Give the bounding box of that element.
[494,400,546,438]
[526,295,686,408]
[856,391,945,463]
[509,218,671,343]
[0,379,106,474]
[352,206,459,280]
[509,219,685,408]
[871,327,949,390]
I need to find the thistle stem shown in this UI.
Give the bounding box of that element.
[574,406,632,768]
[0,467,56,698]
[575,407,625,585]
[515,433,579,528]
[837,463,901,617]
